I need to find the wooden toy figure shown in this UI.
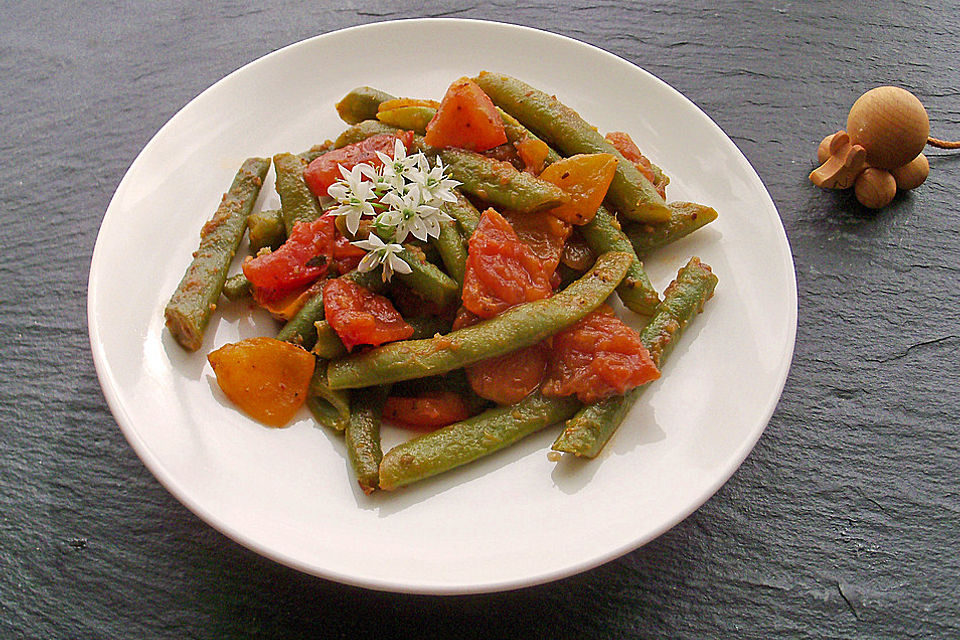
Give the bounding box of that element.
[810,86,955,209]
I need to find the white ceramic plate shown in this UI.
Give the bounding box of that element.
[88,19,796,594]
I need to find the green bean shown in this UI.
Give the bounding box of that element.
[624,202,719,259]
[306,361,350,431]
[346,385,390,494]
[247,208,285,252]
[379,393,580,490]
[326,251,633,390]
[334,120,400,148]
[390,242,460,310]
[582,205,660,315]
[276,285,325,348]
[473,72,671,223]
[164,157,270,351]
[429,217,468,286]
[377,105,435,133]
[437,147,569,214]
[312,314,451,360]
[552,257,718,457]
[221,273,252,302]
[299,142,333,163]
[444,192,482,238]
[336,86,396,124]
[273,152,322,235]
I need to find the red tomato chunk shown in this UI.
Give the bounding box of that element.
[542,307,660,403]
[242,216,334,301]
[461,208,553,319]
[323,278,413,352]
[382,391,473,431]
[303,131,414,198]
[452,307,549,405]
[425,77,507,152]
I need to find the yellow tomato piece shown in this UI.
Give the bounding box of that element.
[539,153,618,225]
[377,97,441,111]
[207,337,316,427]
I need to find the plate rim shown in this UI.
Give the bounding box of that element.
[88,17,798,594]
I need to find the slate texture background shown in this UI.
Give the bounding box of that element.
[1,1,958,638]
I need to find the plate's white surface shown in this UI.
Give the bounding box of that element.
[88,19,796,594]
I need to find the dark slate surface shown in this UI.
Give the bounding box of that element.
[2,1,958,638]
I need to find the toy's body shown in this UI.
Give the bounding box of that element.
[811,86,930,209]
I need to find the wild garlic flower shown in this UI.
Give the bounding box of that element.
[327,163,379,234]
[352,233,412,282]
[375,138,421,191]
[412,156,460,207]
[326,143,460,281]
[378,190,450,242]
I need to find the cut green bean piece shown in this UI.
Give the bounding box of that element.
[334,120,400,148]
[429,217,468,286]
[326,251,633,390]
[438,147,569,214]
[444,192,482,238]
[552,257,718,457]
[625,202,719,259]
[306,361,350,432]
[582,205,660,315]
[221,273,253,302]
[474,72,671,223]
[336,86,396,124]
[299,142,333,164]
[377,105,435,133]
[346,385,390,494]
[313,314,451,360]
[379,393,580,490]
[393,244,460,310]
[276,285,325,348]
[273,152,322,235]
[164,157,270,351]
[247,208,285,252]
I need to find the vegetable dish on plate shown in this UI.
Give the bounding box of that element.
[164,72,719,494]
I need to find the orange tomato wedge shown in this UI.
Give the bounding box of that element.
[539,153,618,225]
[514,137,550,174]
[207,337,316,427]
[424,77,507,152]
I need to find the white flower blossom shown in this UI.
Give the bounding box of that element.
[411,156,461,207]
[327,163,379,234]
[352,233,412,282]
[326,144,459,281]
[375,138,420,190]
[379,190,451,242]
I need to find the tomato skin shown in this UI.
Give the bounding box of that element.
[382,391,472,431]
[466,343,549,405]
[303,131,414,197]
[242,216,335,301]
[424,77,507,152]
[323,278,414,351]
[207,337,316,427]
[542,307,660,403]
[461,209,553,319]
[501,210,571,279]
